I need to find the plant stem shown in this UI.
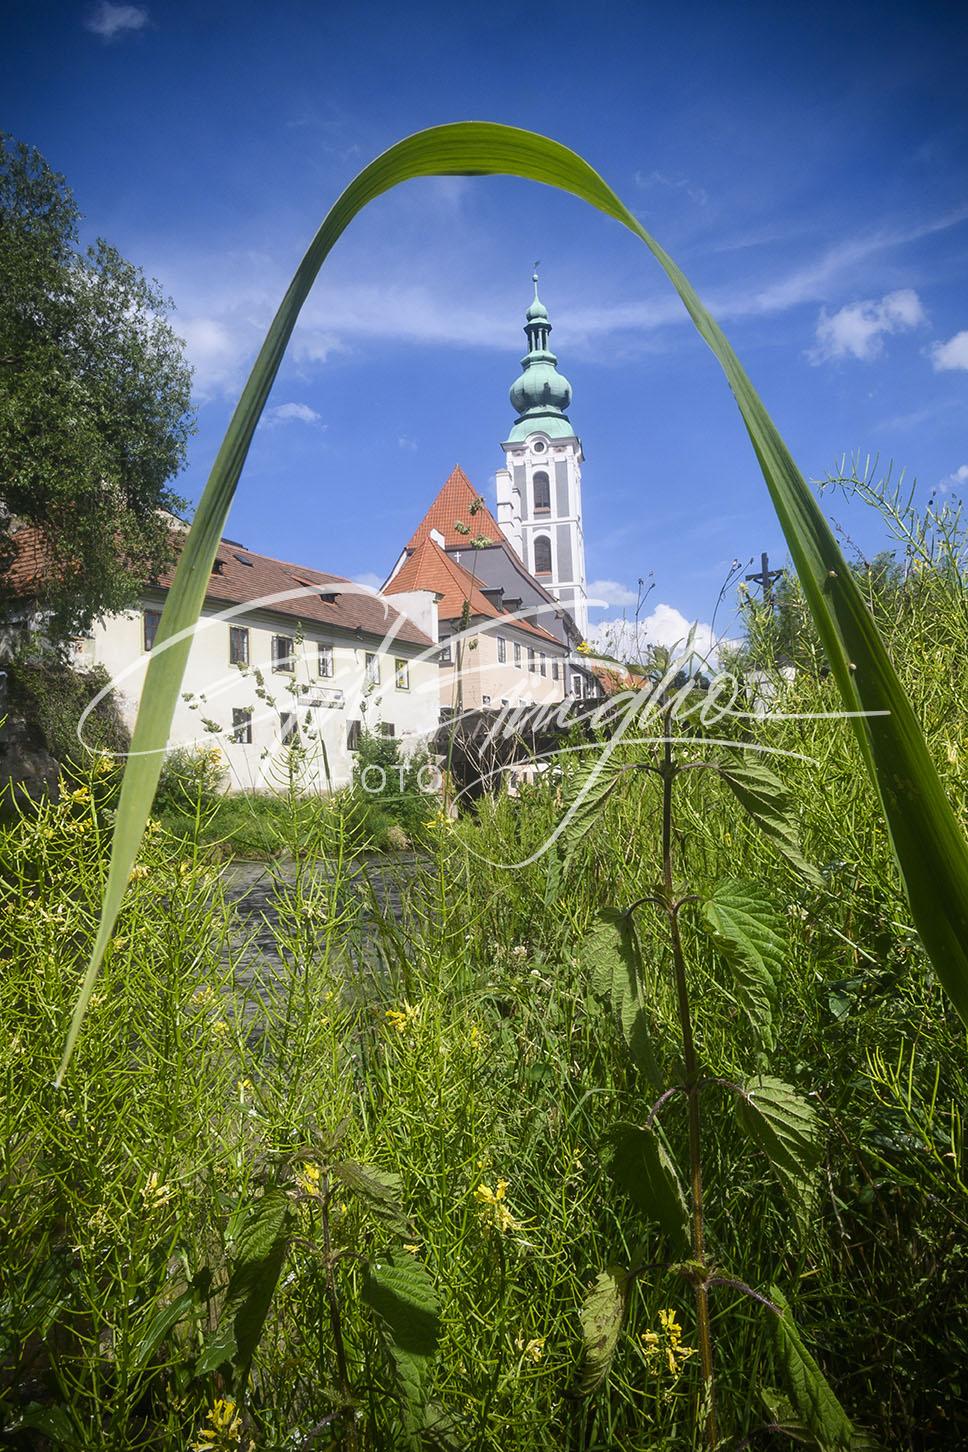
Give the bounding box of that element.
[320,1170,358,1452]
[661,725,717,1448]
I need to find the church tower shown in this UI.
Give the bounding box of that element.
[495,275,589,637]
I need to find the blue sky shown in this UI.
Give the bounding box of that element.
[5,0,967,647]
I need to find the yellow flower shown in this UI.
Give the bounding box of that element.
[474,1178,521,1234]
[141,1171,174,1209]
[576,641,592,655]
[403,1242,422,1255]
[515,1334,546,1363]
[128,863,150,882]
[294,1161,322,1198]
[67,784,91,804]
[424,808,453,831]
[385,1001,420,1034]
[191,985,217,1008]
[94,753,116,776]
[468,1023,483,1051]
[211,1019,230,1037]
[191,1398,244,1451]
[641,1308,695,1376]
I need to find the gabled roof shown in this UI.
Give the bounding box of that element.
[385,535,561,646]
[3,525,433,650]
[406,465,504,551]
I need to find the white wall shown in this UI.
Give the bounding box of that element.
[78,596,440,793]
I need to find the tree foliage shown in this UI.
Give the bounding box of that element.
[0,133,194,636]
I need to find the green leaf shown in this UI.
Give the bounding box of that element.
[770,1287,854,1449]
[736,1077,821,1229]
[128,1288,196,1374]
[57,120,968,1080]
[197,1189,290,1384]
[701,879,784,1050]
[559,757,627,846]
[609,1123,690,1252]
[581,909,663,1087]
[717,757,823,888]
[578,1265,629,1394]
[363,1251,440,1416]
[331,1160,407,1228]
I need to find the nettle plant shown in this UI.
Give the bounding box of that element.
[571,707,862,1450]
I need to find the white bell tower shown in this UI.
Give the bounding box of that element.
[495,274,588,636]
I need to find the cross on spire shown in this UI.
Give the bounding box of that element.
[745,551,784,604]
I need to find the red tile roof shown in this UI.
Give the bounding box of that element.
[406,465,505,551]
[386,535,560,645]
[3,524,432,649]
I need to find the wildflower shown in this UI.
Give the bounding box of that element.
[141,1171,174,1209]
[88,1205,111,1235]
[424,808,453,830]
[211,1019,230,1037]
[191,1398,244,1452]
[67,784,91,804]
[94,753,115,776]
[191,985,217,1007]
[474,1178,521,1234]
[68,816,93,833]
[576,641,592,655]
[515,1334,546,1363]
[511,945,527,960]
[640,1308,695,1376]
[468,1023,483,1051]
[129,863,150,882]
[294,1161,322,1198]
[385,1001,420,1034]
[403,1243,422,1256]
[145,816,162,834]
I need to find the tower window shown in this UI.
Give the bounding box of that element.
[534,535,552,576]
[533,471,551,514]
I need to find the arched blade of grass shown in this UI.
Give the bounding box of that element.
[55,121,968,1083]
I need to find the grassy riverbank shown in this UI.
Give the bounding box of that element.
[2,520,967,1448]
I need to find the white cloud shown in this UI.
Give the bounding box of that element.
[85,3,149,39]
[352,571,383,591]
[634,169,708,207]
[930,330,968,372]
[587,578,640,607]
[939,464,968,493]
[397,435,418,451]
[261,402,324,428]
[176,316,247,396]
[809,289,926,363]
[587,603,725,666]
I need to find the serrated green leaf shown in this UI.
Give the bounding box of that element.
[197,1189,290,1384]
[332,1160,407,1227]
[581,909,662,1087]
[58,120,968,1083]
[578,1265,629,1394]
[770,1287,854,1449]
[559,757,626,845]
[363,1252,440,1416]
[718,758,823,888]
[701,879,784,1050]
[736,1077,821,1230]
[609,1123,690,1252]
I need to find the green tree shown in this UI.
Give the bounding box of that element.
[0,133,194,637]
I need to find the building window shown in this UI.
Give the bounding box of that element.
[379,721,396,738]
[364,652,380,686]
[573,674,584,699]
[513,641,522,668]
[497,636,507,664]
[533,470,551,514]
[482,694,491,706]
[143,609,162,652]
[534,535,552,575]
[347,719,362,751]
[232,707,252,744]
[279,711,297,744]
[539,652,547,677]
[229,625,249,666]
[318,642,334,677]
[394,658,410,691]
[438,637,452,664]
[527,647,536,673]
[552,659,560,681]
[272,634,294,672]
